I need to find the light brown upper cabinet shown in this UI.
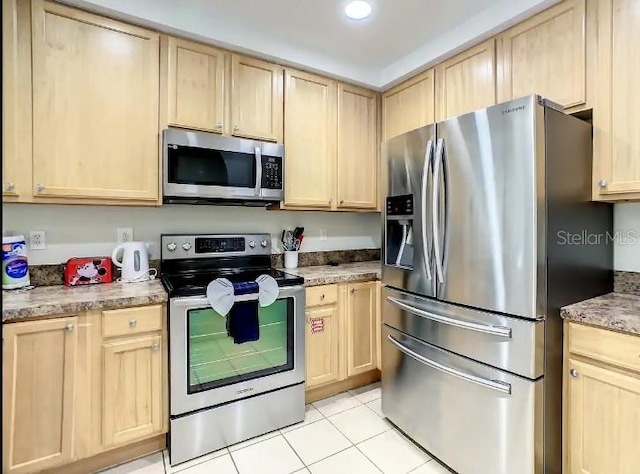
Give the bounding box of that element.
[283,69,337,208]
[2,317,78,474]
[163,37,226,134]
[497,0,587,110]
[337,84,378,210]
[591,0,640,200]
[435,39,497,121]
[230,55,283,142]
[30,1,160,203]
[382,69,435,141]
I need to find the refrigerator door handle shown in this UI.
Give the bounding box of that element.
[387,296,512,338]
[387,334,512,395]
[421,140,434,281]
[433,138,445,283]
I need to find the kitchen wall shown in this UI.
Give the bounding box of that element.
[2,204,381,265]
[614,203,640,272]
[2,203,638,271]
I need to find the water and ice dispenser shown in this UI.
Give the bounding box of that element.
[385,194,414,269]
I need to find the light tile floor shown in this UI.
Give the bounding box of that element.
[101,383,452,474]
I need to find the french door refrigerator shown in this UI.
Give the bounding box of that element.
[381,95,613,474]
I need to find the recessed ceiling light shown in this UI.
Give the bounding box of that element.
[345,1,372,20]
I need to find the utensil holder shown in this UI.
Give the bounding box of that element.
[284,251,299,269]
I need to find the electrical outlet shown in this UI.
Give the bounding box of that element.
[29,230,46,250]
[319,228,328,241]
[117,228,134,244]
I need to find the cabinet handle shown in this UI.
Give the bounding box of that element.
[129,319,137,327]
[151,343,160,351]
[215,122,223,129]
[350,288,355,294]
[66,323,74,332]
[329,198,333,205]
[570,369,578,378]
[340,200,344,205]
[320,294,325,300]
[35,183,45,193]
[233,125,239,132]
[5,182,15,192]
[598,179,607,188]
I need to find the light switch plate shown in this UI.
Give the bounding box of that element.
[319,228,328,241]
[117,228,134,244]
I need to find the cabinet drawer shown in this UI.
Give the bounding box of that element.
[306,285,338,307]
[103,305,163,338]
[567,322,640,373]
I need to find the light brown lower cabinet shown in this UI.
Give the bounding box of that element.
[563,321,640,473]
[2,305,167,474]
[305,281,380,390]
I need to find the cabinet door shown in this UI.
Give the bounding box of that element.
[31,1,160,202]
[497,0,586,109]
[592,0,640,200]
[382,69,435,141]
[284,69,337,208]
[165,37,226,133]
[566,358,640,473]
[102,334,163,447]
[2,317,78,474]
[435,39,496,121]
[231,55,283,142]
[337,83,378,210]
[346,282,377,376]
[375,281,382,371]
[305,305,341,388]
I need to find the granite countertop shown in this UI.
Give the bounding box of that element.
[2,280,167,323]
[561,292,640,336]
[280,261,381,287]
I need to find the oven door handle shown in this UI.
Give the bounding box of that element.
[387,334,512,395]
[387,296,512,338]
[254,146,262,197]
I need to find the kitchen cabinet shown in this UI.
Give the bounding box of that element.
[497,0,587,110]
[102,335,163,447]
[163,37,226,133]
[337,83,378,210]
[435,39,497,121]
[230,54,283,142]
[345,282,378,376]
[382,69,435,141]
[591,0,640,200]
[376,281,382,371]
[2,316,78,474]
[30,0,160,203]
[563,322,640,473]
[283,69,337,208]
[305,288,342,388]
[2,305,167,474]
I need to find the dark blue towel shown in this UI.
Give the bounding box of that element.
[227,282,260,344]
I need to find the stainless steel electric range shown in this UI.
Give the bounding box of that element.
[161,233,306,466]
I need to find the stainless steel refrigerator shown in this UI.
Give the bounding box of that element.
[381,95,613,474]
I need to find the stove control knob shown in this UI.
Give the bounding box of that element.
[261,239,269,248]
[167,242,177,252]
[182,242,192,251]
[248,240,256,249]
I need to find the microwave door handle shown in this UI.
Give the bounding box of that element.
[254,147,262,197]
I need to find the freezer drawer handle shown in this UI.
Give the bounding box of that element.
[387,334,512,395]
[387,296,512,338]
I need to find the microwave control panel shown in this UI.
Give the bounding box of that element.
[261,155,283,189]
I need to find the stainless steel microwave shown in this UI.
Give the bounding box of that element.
[162,129,284,205]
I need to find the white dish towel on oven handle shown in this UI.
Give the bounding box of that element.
[206,275,279,316]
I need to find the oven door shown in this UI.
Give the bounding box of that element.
[170,285,305,416]
[164,129,283,201]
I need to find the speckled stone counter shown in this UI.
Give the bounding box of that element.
[2,280,167,323]
[561,293,640,336]
[280,261,381,287]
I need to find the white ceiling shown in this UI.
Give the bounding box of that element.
[62,0,558,89]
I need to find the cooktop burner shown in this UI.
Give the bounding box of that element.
[162,268,304,297]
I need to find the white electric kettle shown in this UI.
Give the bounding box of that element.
[112,242,156,282]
